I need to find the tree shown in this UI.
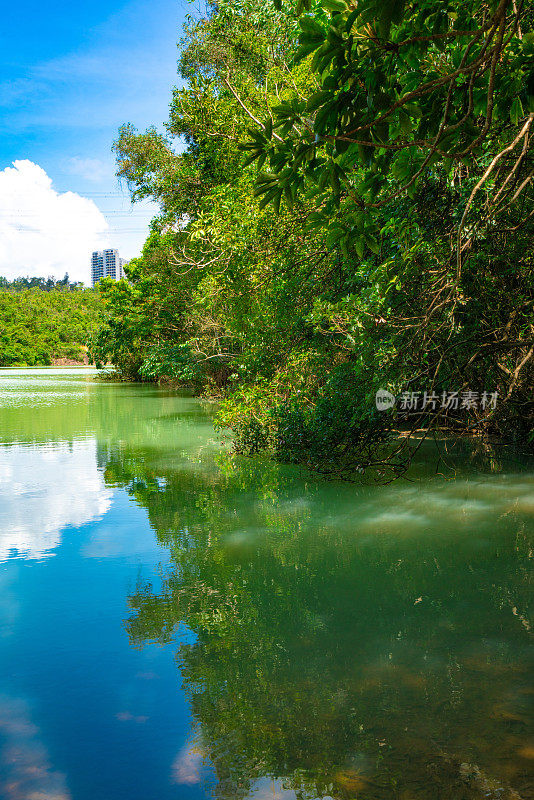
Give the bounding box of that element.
[94,0,533,478]
[246,0,533,254]
[0,287,102,367]
[242,0,534,456]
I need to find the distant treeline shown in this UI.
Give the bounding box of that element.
[0,273,86,292]
[0,286,103,367]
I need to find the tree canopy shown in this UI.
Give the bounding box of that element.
[0,273,85,291]
[0,287,102,367]
[91,0,534,478]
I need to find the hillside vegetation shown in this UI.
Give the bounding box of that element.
[0,288,102,367]
[91,0,534,478]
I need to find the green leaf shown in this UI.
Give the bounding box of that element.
[372,121,389,143]
[272,103,293,117]
[357,143,371,166]
[522,32,534,56]
[306,90,332,112]
[294,43,321,63]
[242,151,261,168]
[365,235,380,254]
[321,0,347,13]
[334,138,351,154]
[283,184,295,207]
[299,16,325,36]
[326,226,346,247]
[329,167,340,196]
[344,8,359,32]
[404,103,423,119]
[398,109,413,134]
[509,96,523,126]
[258,188,281,209]
[314,102,336,134]
[296,0,313,13]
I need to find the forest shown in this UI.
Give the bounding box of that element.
[0,286,102,367]
[90,0,534,479]
[0,274,86,292]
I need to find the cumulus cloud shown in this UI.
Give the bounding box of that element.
[0,439,113,562]
[0,160,109,282]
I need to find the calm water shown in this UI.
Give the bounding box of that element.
[0,368,532,800]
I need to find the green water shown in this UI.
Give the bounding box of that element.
[0,368,532,800]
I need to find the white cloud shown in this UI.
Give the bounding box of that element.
[0,694,72,800]
[0,439,113,563]
[247,778,299,799]
[0,160,110,282]
[171,742,204,785]
[0,0,182,264]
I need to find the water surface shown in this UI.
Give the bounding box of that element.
[0,369,532,799]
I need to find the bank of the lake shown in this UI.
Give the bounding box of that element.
[0,367,532,800]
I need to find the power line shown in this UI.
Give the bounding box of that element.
[0,212,152,217]
[2,226,152,233]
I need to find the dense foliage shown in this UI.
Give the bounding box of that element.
[0,287,102,366]
[0,273,85,291]
[92,0,534,478]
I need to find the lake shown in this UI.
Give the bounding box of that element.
[0,368,532,800]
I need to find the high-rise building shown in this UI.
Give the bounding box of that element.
[91,252,104,285]
[91,249,128,287]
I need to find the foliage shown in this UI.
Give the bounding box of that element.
[243,0,534,452]
[0,273,85,291]
[93,0,534,477]
[248,0,533,248]
[0,287,102,367]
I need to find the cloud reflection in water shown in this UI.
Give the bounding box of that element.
[0,439,112,562]
[0,694,71,800]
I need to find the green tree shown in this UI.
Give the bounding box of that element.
[93,0,534,478]
[243,0,534,453]
[0,287,102,367]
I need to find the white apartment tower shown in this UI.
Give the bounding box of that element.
[91,249,128,287]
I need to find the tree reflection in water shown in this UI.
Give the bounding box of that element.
[104,446,533,800]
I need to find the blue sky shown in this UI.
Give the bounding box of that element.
[0,0,188,281]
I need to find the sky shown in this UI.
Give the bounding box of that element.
[0,0,188,283]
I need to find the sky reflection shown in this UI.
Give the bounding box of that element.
[0,693,71,800]
[0,439,112,562]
